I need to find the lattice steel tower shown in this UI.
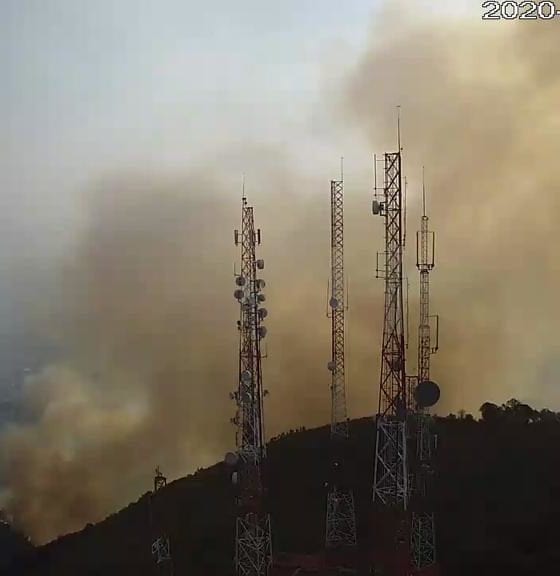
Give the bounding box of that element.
[150,466,174,576]
[230,195,272,576]
[371,140,411,575]
[325,172,357,549]
[410,177,439,574]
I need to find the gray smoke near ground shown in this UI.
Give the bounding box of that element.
[1,3,559,544]
[342,6,560,414]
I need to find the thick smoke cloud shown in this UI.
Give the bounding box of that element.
[342,8,560,414]
[0,150,381,542]
[2,3,559,544]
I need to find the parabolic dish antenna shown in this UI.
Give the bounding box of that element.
[256,259,265,270]
[234,289,244,300]
[327,361,335,371]
[329,297,339,309]
[257,294,266,303]
[414,380,441,408]
[235,276,246,287]
[224,452,239,466]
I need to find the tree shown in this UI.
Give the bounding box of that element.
[480,402,501,423]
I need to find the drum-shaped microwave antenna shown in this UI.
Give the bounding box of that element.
[235,276,246,287]
[257,279,266,290]
[256,259,265,270]
[414,380,441,408]
[372,200,382,215]
[258,308,268,319]
[329,297,339,309]
[257,294,266,303]
[258,326,267,339]
[327,361,335,372]
[234,289,244,300]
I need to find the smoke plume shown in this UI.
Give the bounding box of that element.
[342,6,560,413]
[1,3,559,543]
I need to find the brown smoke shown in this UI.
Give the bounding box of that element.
[2,5,559,544]
[0,150,380,542]
[342,7,560,414]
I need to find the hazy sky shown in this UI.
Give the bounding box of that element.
[0,0,477,379]
[0,0,377,383]
[4,0,559,541]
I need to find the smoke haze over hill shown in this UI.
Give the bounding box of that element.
[0,0,559,544]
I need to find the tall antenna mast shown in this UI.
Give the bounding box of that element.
[370,124,410,575]
[150,466,174,576]
[325,167,357,552]
[410,171,440,573]
[229,196,272,576]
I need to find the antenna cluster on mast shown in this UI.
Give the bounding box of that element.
[228,193,272,576]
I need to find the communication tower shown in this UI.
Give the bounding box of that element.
[410,175,440,574]
[150,466,174,576]
[325,167,357,550]
[371,128,411,575]
[227,195,272,576]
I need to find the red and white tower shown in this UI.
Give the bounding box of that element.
[410,176,440,575]
[325,171,357,551]
[371,139,411,575]
[229,195,272,576]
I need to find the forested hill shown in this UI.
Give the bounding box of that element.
[3,400,560,576]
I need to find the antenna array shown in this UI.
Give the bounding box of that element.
[230,196,272,576]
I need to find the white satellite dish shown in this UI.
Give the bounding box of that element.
[235,276,246,287]
[327,361,335,371]
[329,297,339,309]
[234,289,244,300]
[256,259,265,270]
[224,452,239,466]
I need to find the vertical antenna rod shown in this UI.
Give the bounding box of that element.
[150,467,174,576]
[371,122,411,575]
[410,170,440,573]
[325,169,357,551]
[231,196,272,576]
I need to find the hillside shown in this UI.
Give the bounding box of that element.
[4,401,560,576]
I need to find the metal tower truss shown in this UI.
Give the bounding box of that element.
[150,467,174,576]
[372,152,408,506]
[232,196,272,576]
[410,183,439,573]
[325,177,357,549]
[371,149,410,576]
